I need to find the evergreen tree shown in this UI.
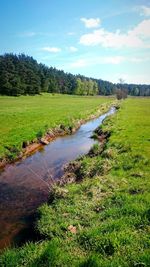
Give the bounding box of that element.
[0,53,149,96]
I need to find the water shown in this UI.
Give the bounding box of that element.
[0,107,115,249]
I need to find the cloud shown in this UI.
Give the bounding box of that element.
[19,31,54,38]
[139,5,150,17]
[67,32,76,36]
[70,56,125,69]
[128,57,147,63]
[102,56,125,64]
[79,19,150,48]
[19,31,37,37]
[129,19,150,38]
[41,47,61,53]
[70,59,87,68]
[69,46,78,52]
[100,56,149,64]
[69,54,150,69]
[80,18,101,28]
[113,73,150,84]
[80,29,144,48]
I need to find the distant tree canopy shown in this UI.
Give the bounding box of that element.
[0,53,150,96]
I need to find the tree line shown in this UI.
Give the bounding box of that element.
[0,53,150,96]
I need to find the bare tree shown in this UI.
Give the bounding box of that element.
[116,78,128,100]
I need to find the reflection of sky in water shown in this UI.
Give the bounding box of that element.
[0,107,115,248]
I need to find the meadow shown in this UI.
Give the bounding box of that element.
[0,94,113,161]
[0,97,149,266]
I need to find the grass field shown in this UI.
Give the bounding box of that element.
[0,94,113,160]
[0,97,149,266]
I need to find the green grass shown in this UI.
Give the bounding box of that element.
[0,94,113,160]
[0,97,150,266]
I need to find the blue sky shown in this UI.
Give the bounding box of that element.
[0,0,150,84]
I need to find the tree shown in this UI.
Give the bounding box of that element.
[93,81,98,95]
[116,78,128,100]
[0,53,149,97]
[74,78,82,95]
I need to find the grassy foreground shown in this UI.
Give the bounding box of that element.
[0,94,113,161]
[0,98,150,266]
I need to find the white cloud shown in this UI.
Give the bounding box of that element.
[128,57,145,63]
[91,56,125,65]
[19,31,37,37]
[129,19,150,38]
[139,5,150,17]
[70,56,125,69]
[114,73,150,84]
[68,32,76,35]
[70,59,87,68]
[41,47,61,53]
[80,18,101,28]
[80,29,104,46]
[69,46,78,52]
[79,19,150,49]
[69,54,150,69]
[100,56,149,64]
[102,56,125,64]
[80,29,143,48]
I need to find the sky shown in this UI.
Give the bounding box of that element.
[0,0,150,84]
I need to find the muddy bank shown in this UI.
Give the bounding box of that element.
[0,103,117,170]
[59,125,113,186]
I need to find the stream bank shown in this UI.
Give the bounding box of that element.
[0,104,117,250]
[1,98,150,267]
[0,102,116,170]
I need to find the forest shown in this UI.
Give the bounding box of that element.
[0,53,150,96]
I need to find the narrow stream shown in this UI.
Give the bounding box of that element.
[0,107,115,250]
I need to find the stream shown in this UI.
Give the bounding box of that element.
[0,107,115,250]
